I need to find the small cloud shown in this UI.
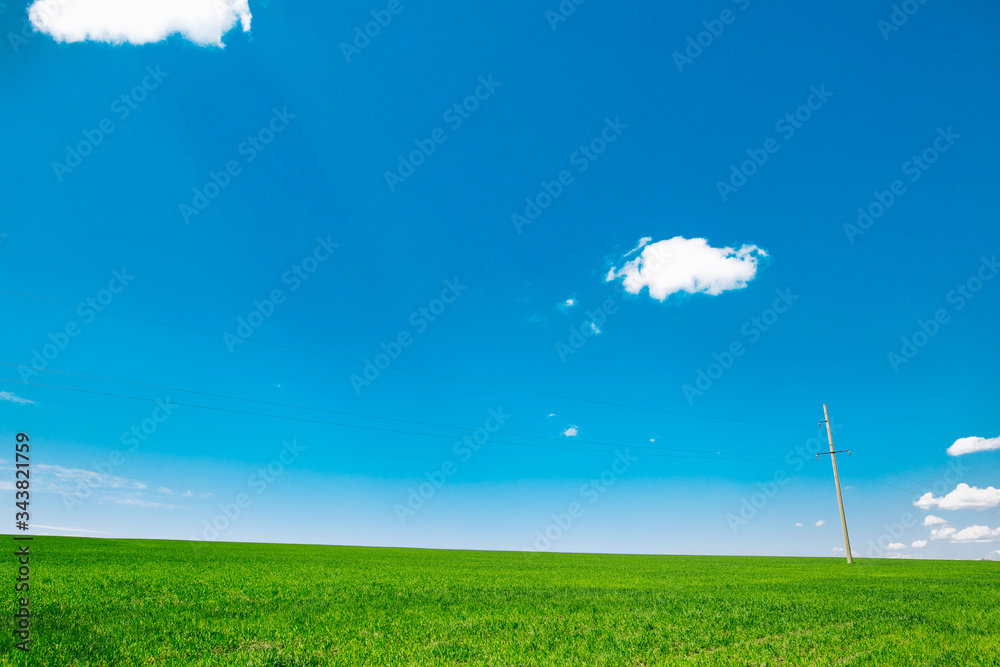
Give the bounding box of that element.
[886,542,907,550]
[914,483,1000,511]
[815,520,826,527]
[587,321,601,335]
[562,426,578,437]
[28,0,252,47]
[605,236,766,301]
[547,413,556,418]
[930,525,956,540]
[923,515,947,526]
[947,435,1000,456]
[795,522,803,527]
[832,547,843,552]
[911,540,927,548]
[182,490,193,497]
[649,438,655,442]
[557,298,577,313]
[158,487,173,494]
[0,391,35,405]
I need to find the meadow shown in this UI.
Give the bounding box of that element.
[2,536,998,666]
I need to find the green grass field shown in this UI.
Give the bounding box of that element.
[3,536,998,666]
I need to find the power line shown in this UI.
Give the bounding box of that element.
[0,361,785,458]
[0,288,815,430]
[0,376,788,462]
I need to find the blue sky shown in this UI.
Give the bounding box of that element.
[1,0,999,560]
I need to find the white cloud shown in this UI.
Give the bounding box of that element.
[923,515,947,526]
[605,236,766,301]
[562,426,578,437]
[914,483,1000,511]
[557,298,576,313]
[815,519,825,527]
[547,413,556,418]
[911,540,927,548]
[950,525,1000,543]
[0,391,35,405]
[182,490,194,497]
[947,435,1000,456]
[587,321,601,335]
[28,0,251,47]
[886,542,906,550]
[930,525,956,540]
[795,522,803,527]
[158,487,174,494]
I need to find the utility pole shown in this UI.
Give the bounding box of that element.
[818,404,853,564]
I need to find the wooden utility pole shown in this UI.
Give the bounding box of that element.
[819,404,853,564]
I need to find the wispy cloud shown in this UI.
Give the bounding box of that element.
[31,464,146,495]
[107,497,183,509]
[32,524,110,535]
[0,391,35,405]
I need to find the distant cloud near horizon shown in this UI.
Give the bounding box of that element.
[605,236,766,301]
[915,483,1000,511]
[947,435,1000,456]
[28,0,251,46]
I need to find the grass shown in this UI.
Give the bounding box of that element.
[2,536,998,666]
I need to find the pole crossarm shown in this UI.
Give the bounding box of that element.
[816,449,851,459]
